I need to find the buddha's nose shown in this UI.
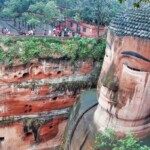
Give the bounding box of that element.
[101,65,118,92]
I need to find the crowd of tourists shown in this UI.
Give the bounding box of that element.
[18,28,36,36]
[1,24,82,38]
[47,26,82,38]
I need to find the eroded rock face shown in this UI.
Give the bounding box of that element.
[95,11,150,137]
[0,57,100,149]
[0,117,67,150]
[65,90,98,150]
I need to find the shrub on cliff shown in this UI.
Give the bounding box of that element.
[0,36,106,64]
[64,38,106,62]
[93,129,150,150]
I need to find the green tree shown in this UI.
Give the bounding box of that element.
[1,0,30,27]
[28,1,45,27]
[0,0,62,30]
[0,0,5,11]
[28,0,62,28]
[27,18,40,27]
[44,1,62,23]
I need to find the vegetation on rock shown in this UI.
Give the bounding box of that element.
[93,129,150,150]
[0,37,106,64]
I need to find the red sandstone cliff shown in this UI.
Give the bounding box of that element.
[0,56,100,149]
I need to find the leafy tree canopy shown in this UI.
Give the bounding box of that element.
[0,0,149,32]
[0,0,62,28]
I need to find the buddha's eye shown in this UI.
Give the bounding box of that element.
[126,65,146,72]
[127,65,141,72]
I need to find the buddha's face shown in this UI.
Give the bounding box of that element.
[97,30,150,120]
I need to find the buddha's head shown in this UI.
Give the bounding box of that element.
[95,7,150,136]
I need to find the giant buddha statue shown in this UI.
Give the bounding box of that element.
[62,5,150,150]
[95,6,150,137]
